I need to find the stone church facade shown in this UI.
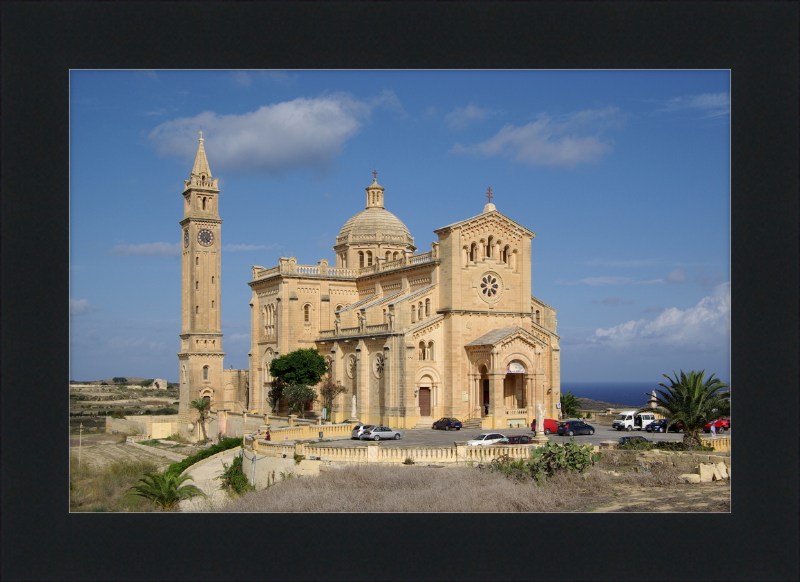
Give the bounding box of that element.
[178,136,560,432]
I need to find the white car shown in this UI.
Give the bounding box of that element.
[466,433,506,446]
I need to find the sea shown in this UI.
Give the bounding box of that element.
[560,382,662,408]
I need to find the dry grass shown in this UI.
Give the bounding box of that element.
[70,455,161,512]
[208,451,725,513]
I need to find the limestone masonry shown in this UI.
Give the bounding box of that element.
[178,135,560,437]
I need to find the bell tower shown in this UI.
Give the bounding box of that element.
[178,132,225,429]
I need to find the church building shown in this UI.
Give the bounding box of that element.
[178,135,561,432]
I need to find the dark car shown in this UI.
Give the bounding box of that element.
[557,420,595,436]
[432,417,462,431]
[645,418,684,433]
[494,435,535,445]
[618,435,651,446]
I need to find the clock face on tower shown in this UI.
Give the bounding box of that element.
[197,229,214,247]
[184,230,189,248]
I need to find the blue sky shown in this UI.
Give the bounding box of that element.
[69,70,730,383]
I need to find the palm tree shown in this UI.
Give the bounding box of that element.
[189,397,210,441]
[127,471,206,511]
[560,391,581,419]
[639,370,729,447]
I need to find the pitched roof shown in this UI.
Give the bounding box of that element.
[464,327,523,346]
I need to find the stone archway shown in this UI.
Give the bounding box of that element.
[504,360,527,411]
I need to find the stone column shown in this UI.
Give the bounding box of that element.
[533,403,549,443]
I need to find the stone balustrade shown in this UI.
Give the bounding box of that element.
[409,252,433,265]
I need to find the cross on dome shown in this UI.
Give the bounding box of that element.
[372,169,378,181]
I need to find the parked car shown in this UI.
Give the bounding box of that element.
[618,435,651,446]
[494,435,535,445]
[359,426,403,441]
[557,420,595,436]
[467,433,506,446]
[351,424,375,439]
[531,418,558,436]
[432,417,462,431]
[644,418,683,433]
[703,418,730,433]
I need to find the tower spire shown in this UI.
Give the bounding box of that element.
[191,131,212,179]
[365,171,385,209]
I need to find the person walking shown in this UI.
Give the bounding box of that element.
[709,420,717,437]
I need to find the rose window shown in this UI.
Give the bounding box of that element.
[373,354,385,378]
[481,275,499,297]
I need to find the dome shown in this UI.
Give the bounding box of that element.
[337,207,411,240]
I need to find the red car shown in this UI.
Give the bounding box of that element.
[703,418,730,433]
[531,418,558,436]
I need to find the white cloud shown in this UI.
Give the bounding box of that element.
[444,105,492,130]
[666,268,687,283]
[149,93,398,176]
[223,243,278,252]
[452,106,621,167]
[109,242,181,257]
[660,92,730,118]
[589,282,730,348]
[70,298,100,316]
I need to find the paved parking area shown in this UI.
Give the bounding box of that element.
[307,424,696,449]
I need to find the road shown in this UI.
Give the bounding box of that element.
[307,423,702,449]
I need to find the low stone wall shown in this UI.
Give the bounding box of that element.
[106,416,179,439]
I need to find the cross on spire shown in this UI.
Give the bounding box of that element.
[486,186,494,203]
[199,130,204,141]
[372,169,378,181]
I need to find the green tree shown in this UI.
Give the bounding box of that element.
[319,374,347,420]
[126,471,206,511]
[267,377,287,413]
[638,369,729,447]
[559,391,581,418]
[189,397,211,441]
[283,384,317,418]
[139,379,154,387]
[269,348,328,386]
[112,377,127,384]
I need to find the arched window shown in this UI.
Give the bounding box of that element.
[419,341,426,360]
[202,197,207,210]
[211,300,215,309]
[335,304,344,312]
[196,256,199,266]
[366,251,373,266]
[470,242,477,262]
[411,304,417,323]
[212,276,215,284]
[203,366,209,380]
[304,304,311,323]
[393,251,399,261]
[427,341,434,360]
[487,236,494,257]
[195,305,199,314]
[383,308,387,322]
[386,251,391,261]
[418,302,424,320]
[359,251,364,268]
[534,310,540,324]
[195,281,199,290]
[425,298,431,317]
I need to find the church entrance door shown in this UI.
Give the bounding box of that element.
[419,388,431,416]
[482,381,490,416]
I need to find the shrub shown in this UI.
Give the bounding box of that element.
[217,454,253,496]
[482,442,601,484]
[618,440,653,451]
[402,457,415,465]
[112,377,127,384]
[653,441,714,452]
[165,437,243,476]
[110,409,126,419]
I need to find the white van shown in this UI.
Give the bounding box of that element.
[612,411,656,431]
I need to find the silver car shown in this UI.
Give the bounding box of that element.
[359,426,403,441]
[351,424,375,439]
[466,433,506,446]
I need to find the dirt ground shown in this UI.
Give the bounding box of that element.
[579,481,730,512]
[69,434,175,471]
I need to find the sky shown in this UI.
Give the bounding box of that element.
[69,70,730,384]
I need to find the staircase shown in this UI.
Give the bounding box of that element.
[414,417,434,429]
[462,417,483,430]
